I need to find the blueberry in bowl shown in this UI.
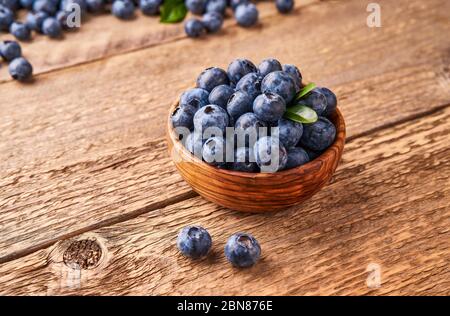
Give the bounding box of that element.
[167,58,346,212]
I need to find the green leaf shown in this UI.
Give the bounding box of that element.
[160,0,187,23]
[284,105,318,124]
[295,82,317,101]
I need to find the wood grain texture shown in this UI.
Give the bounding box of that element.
[1,105,449,296]
[0,0,449,264]
[0,1,317,82]
[168,104,346,212]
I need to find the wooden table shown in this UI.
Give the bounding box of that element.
[0,0,449,296]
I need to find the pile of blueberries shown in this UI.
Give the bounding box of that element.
[0,40,33,80]
[184,0,295,38]
[177,225,261,268]
[171,57,337,173]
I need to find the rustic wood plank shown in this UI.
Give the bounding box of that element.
[1,62,449,263]
[0,0,449,261]
[0,1,318,82]
[1,105,448,296]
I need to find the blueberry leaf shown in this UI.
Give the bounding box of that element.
[284,105,318,124]
[160,0,187,23]
[295,82,317,101]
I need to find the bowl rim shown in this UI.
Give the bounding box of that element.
[167,92,346,179]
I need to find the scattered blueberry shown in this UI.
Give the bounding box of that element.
[193,104,230,135]
[1,0,20,11]
[206,0,226,15]
[197,67,230,92]
[201,11,223,33]
[0,5,14,31]
[235,72,262,100]
[225,232,261,268]
[60,0,88,13]
[33,0,58,15]
[9,22,31,41]
[86,0,105,13]
[177,226,212,259]
[56,10,73,30]
[185,0,206,15]
[9,57,33,81]
[229,0,248,11]
[235,2,258,28]
[184,18,205,38]
[0,40,21,61]
[26,11,49,33]
[139,0,160,15]
[253,92,286,123]
[296,88,327,115]
[20,0,34,9]
[318,87,337,117]
[203,136,227,167]
[42,17,62,38]
[261,70,297,104]
[111,0,135,20]
[254,136,288,172]
[227,90,253,122]
[231,147,258,172]
[227,58,257,84]
[300,116,336,151]
[277,118,303,148]
[276,0,294,14]
[285,147,309,169]
[282,63,302,92]
[258,58,282,78]
[209,84,235,109]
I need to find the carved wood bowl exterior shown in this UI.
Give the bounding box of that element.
[167,98,346,213]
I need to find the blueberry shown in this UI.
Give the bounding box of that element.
[112,0,135,19]
[276,0,294,14]
[26,11,49,33]
[206,0,226,15]
[60,0,88,12]
[0,40,21,62]
[42,17,62,38]
[177,226,212,259]
[318,87,337,117]
[1,0,19,11]
[285,147,309,169]
[234,112,267,147]
[56,10,73,30]
[193,104,230,135]
[253,136,287,172]
[139,0,160,15]
[229,0,247,11]
[86,0,105,12]
[304,148,322,160]
[258,58,282,78]
[224,233,261,268]
[8,57,33,81]
[235,2,258,27]
[235,72,262,100]
[282,64,302,92]
[185,0,205,15]
[277,117,303,148]
[253,92,286,123]
[172,104,197,130]
[20,0,34,9]
[203,136,227,167]
[184,18,205,38]
[300,116,336,151]
[227,90,253,122]
[9,22,31,41]
[231,147,258,172]
[0,5,14,31]
[261,70,297,104]
[180,88,210,109]
[227,58,257,84]
[201,11,223,33]
[196,67,230,92]
[296,88,327,115]
[33,0,57,14]
[208,84,234,109]
[185,132,204,158]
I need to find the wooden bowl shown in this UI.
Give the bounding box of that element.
[167,99,346,213]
